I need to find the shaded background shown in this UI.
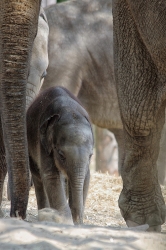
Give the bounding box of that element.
[41,0,119,176]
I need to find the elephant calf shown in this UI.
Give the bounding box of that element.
[27,86,94,225]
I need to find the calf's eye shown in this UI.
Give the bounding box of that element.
[89,154,93,160]
[41,70,47,80]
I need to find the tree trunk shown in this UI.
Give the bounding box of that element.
[0,0,41,218]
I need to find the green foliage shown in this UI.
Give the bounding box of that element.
[57,0,68,3]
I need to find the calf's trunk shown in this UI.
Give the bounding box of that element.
[69,168,87,225]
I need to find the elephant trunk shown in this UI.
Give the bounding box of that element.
[0,0,41,218]
[69,168,87,225]
[70,183,84,225]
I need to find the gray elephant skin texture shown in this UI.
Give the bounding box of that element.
[27,86,94,225]
[0,10,49,217]
[113,0,166,231]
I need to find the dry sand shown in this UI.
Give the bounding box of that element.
[1,172,166,249]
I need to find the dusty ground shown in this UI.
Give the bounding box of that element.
[1,172,166,249]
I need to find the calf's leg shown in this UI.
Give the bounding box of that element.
[29,157,49,209]
[40,155,73,222]
[0,120,7,216]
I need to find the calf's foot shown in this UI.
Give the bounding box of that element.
[38,208,74,225]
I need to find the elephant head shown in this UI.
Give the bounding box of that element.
[0,0,41,218]
[40,92,94,224]
[26,9,49,110]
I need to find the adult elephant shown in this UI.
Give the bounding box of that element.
[0,0,42,218]
[43,0,166,184]
[42,0,166,231]
[112,1,166,231]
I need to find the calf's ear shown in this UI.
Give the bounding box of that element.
[40,114,60,155]
[40,114,60,134]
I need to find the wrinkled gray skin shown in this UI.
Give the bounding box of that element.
[0,10,49,216]
[157,121,166,185]
[0,0,41,219]
[42,0,166,231]
[27,87,93,225]
[113,0,166,231]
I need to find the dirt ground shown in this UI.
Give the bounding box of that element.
[1,172,166,249]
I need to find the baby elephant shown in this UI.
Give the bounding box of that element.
[27,87,94,224]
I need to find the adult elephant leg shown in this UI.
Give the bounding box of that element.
[7,164,33,201]
[157,120,166,185]
[120,120,165,232]
[0,0,41,218]
[110,128,125,175]
[0,118,7,217]
[113,0,166,231]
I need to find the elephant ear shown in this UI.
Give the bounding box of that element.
[40,113,60,155]
[40,114,60,135]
